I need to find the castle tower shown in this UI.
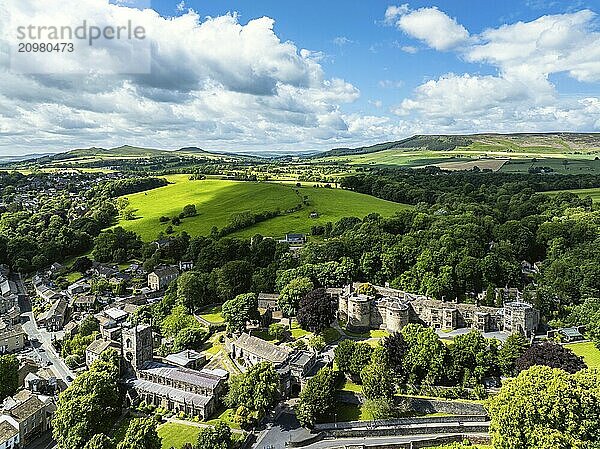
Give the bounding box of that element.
[347,294,371,332]
[122,324,153,372]
[385,301,409,333]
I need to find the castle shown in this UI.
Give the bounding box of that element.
[337,283,539,338]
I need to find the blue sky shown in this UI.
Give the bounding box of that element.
[0,0,599,154]
[152,0,597,113]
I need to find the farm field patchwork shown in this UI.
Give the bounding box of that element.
[117,174,409,240]
[315,135,600,173]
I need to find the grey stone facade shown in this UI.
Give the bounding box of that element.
[338,283,539,337]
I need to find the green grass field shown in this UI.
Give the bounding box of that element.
[545,187,600,202]
[157,422,201,449]
[565,341,600,368]
[117,175,409,241]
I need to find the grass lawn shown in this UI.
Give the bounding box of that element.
[251,329,277,341]
[157,422,201,449]
[290,321,311,339]
[341,324,389,340]
[204,408,241,430]
[65,271,82,283]
[339,379,363,393]
[117,175,409,241]
[198,305,224,324]
[565,341,600,368]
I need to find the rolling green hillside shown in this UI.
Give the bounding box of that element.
[314,133,600,173]
[116,174,409,240]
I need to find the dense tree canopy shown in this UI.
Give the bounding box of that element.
[278,277,314,316]
[196,421,232,449]
[221,293,259,335]
[52,349,121,449]
[225,362,280,418]
[487,365,600,449]
[116,418,161,449]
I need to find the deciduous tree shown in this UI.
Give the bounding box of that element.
[516,341,586,374]
[296,288,335,333]
[296,367,338,428]
[221,293,259,335]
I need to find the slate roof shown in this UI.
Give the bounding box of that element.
[86,339,116,356]
[289,350,314,368]
[233,333,290,364]
[165,350,204,367]
[139,361,222,390]
[151,266,178,278]
[0,420,18,442]
[3,392,45,422]
[129,378,212,407]
[0,324,25,339]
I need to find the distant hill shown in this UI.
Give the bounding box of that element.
[318,133,600,158]
[176,146,208,154]
[48,145,169,160]
[44,144,257,162]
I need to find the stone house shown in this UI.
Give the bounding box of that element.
[71,295,97,312]
[0,391,54,446]
[0,325,26,355]
[85,339,120,368]
[38,297,69,331]
[147,266,178,291]
[0,420,19,449]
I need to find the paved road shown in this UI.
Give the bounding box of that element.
[16,273,74,385]
[21,311,75,384]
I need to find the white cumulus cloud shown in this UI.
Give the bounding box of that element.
[386,5,470,50]
[387,5,600,133]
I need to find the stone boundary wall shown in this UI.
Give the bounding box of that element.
[324,423,490,439]
[323,434,491,449]
[315,414,488,431]
[336,391,487,416]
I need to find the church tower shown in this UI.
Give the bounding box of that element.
[121,323,153,372]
